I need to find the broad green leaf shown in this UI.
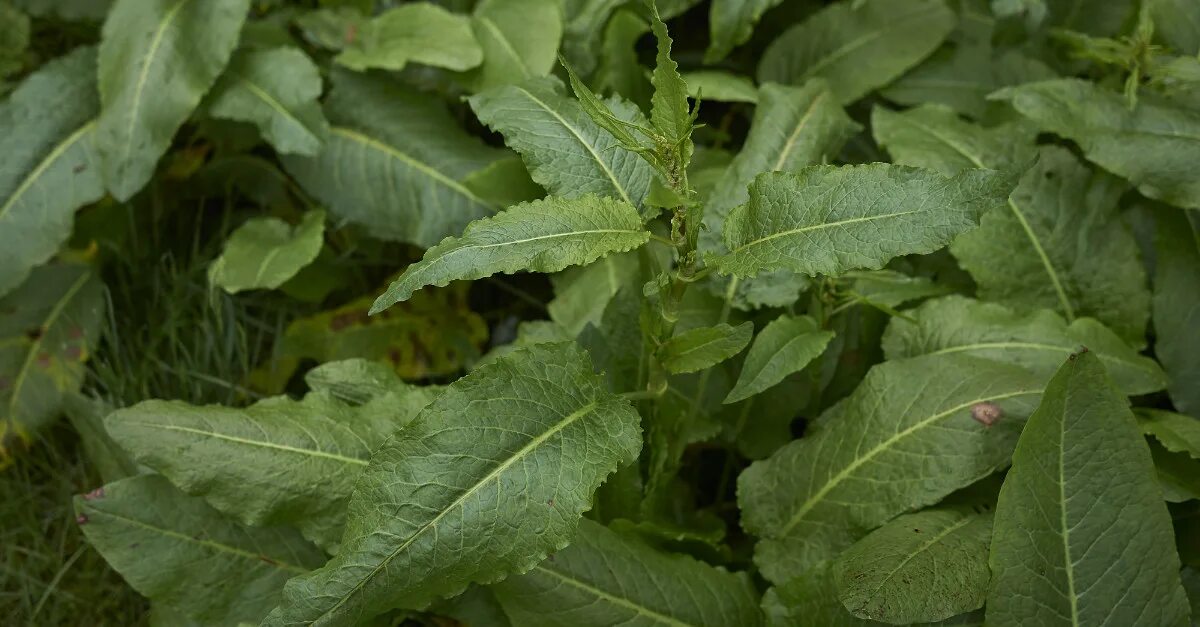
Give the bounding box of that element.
[262,342,642,624]
[661,321,753,374]
[469,76,652,209]
[548,251,640,336]
[739,353,1042,583]
[986,351,1190,626]
[492,519,763,626]
[205,47,328,157]
[682,70,759,103]
[293,6,362,51]
[461,154,545,208]
[1147,0,1200,54]
[1154,208,1200,416]
[335,2,482,72]
[1151,440,1200,503]
[0,47,103,299]
[467,0,563,92]
[872,104,1036,176]
[283,70,507,248]
[594,7,651,106]
[710,165,1009,279]
[706,0,785,62]
[995,79,1200,209]
[96,0,249,200]
[757,0,955,104]
[0,262,104,467]
[207,210,325,294]
[435,586,513,627]
[725,314,833,404]
[882,296,1167,396]
[304,358,430,404]
[104,374,437,551]
[842,270,952,309]
[560,0,624,75]
[372,195,649,313]
[76,474,326,626]
[834,508,992,624]
[13,0,110,20]
[1139,409,1200,459]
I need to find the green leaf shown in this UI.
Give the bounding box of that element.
[262,342,642,624]
[647,1,692,151]
[682,70,759,103]
[335,2,482,72]
[757,0,955,104]
[468,76,653,209]
[0,47,103,299]
[282,70,507,248]
[205,47,328,157]
[467,0,563,92]
[76,474,326,626]
[371,195,650,313]
[985,351,1190,626]
[994,79,1200,209]
[834,507,992,624]
[104,373,437,551]
[842,270,952,310]
[0,2,29,83]
[492,519,764,626]
[661,321,754,374]
[560,0,624,75]
[1150,440,1200,503]
[13,0,111,21]
[548,252,641,336]
[1147,0,1200,54]
[207,210,325,294]
[872,104,1037,177]
[1139,409,1200,459]
[709,165,1009,279]
[706,0,784,63]
[0,262,104,467]
[725,314,833,404]
[738,353,1042,584]
[882,296,1167,396]
[95,0,249,201]
[62,394,137,484]
[594,7,652,106]
[1154,208,1200,416]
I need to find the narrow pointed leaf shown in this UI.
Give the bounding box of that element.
[710,165,1009,279]
[725,314,833,404]
[207,210,325,294]
[205,47,328,157]
[986,351,1190,626]
[262,342,642,625]
[0,47,103,299]
[843,269,951,309]
[76,474,326,626]
[493,519,764,626]
[1139,409,1200,459]
[1154,208,1200,415]
[372,195,649,312]
[738,354,1042,583]
[834,507,992,624]
[706,0,785,62]
[647,1,691,149]
[468,0,563,91]
[335,2,482,72]
[757,0,954,104]
[883,296,1166,396]
[661,321,753,374]
[682,71,758,103]
[96,0,249,200]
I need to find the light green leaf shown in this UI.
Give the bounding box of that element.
[757,0,955,104]
[882,296,1167,396]
[682,70,759,103]
[548,251,640,336]
[1147,0,1200,54]
[834,508,992,624]
[986,351,1190,626]
[335,2,482,72]
[76,474,326,626]
[661,321,754,374]
[994,79,1200,209]
[872,104,1037,176]
[467,0,563,92]
[725,314,833,404]
[1139,409,1200,459]
[468,76,652,209]
[262,342,642,624]
[1154,208,1200,416]
[205,47,328,157]
[0,262,104,467]
[493,518,764,626]
[0,47,103,299]
[283,70,507,248]
[706,0,785,62]
[207,210,325,294]
[104,372,437,551]
[95,0,249,201]
[842,270,952,309]
[738,353,1042,583]
[372,195,649,313]
[710,165,1009,279]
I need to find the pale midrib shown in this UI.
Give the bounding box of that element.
[118,0,191,169]
[514,86,635,205]
[251,247,284,287]
[1058,401,1081,626]
[233,73,313,139]
[744,332,817,391]
[122,421,369,466]
[927,342,1143,372]
[478,17,529,78]
[770,92,827,172]
[330,127,494,209]
[728,210,919,256]
[799,5,938,81]
[0,121,95,221]
[7,270,92,416]
[864,514,975,600]
[779,389,1041,535]
[531,564,694,627]
[88,509,308,573]
[316,401,601,621]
